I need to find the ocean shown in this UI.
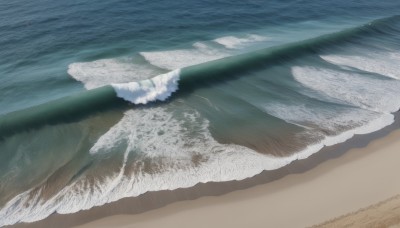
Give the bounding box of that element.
[1,0,400,226]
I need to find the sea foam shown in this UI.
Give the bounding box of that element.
[139,34,269,70]
[111,69,180,104]
[1,104,394,226]
[292,66,400,113]
[213,34,269,49]
[140,42,229,70]
[321,52,400,79]
[67,58,160,89]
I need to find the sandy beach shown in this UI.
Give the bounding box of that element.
[315,194,400,227]
[72,128,400,228]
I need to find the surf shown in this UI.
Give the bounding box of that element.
[1,15,400,140]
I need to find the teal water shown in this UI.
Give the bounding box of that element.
[1,1,400,226]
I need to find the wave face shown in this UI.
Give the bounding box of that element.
[2,15,400,226]
[111,69,180,104]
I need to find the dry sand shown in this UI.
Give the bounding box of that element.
[315,194,400,228]
[74,129,400,228]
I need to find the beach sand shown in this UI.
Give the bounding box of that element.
[11,114,400,228]
[315,194,400,228]
[72,128,400,228]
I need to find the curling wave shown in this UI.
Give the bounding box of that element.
[111,69,180,104]
[1,15,400,140]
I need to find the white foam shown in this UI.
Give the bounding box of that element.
[140,43,229,70]
[292,66,400,113]
[321,52,400,79]
[67,58,159,89]
[139,35,268,71]
[214,34,269,49]
[68,34,267,88]
[1,105,395,226]
[262,102,382,133]
[322,112,393,146]
[111,69,180,104]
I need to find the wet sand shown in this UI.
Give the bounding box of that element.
[74,128,400,228]
[10,113,400,228]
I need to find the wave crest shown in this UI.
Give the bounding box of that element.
[111,69,180,104]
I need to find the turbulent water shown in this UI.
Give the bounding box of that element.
[1,0,400,226]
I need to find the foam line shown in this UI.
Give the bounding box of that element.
[321,53,400,79]
[0,107,394,226]
[140,44,228,70]
[68,58,159,89]
[214,34,269,49]
[292,66,400,113]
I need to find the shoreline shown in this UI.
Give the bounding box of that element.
[74,124,400,228]
[9,112,400,228]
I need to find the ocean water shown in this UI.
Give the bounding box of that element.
[1,0,400,225]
